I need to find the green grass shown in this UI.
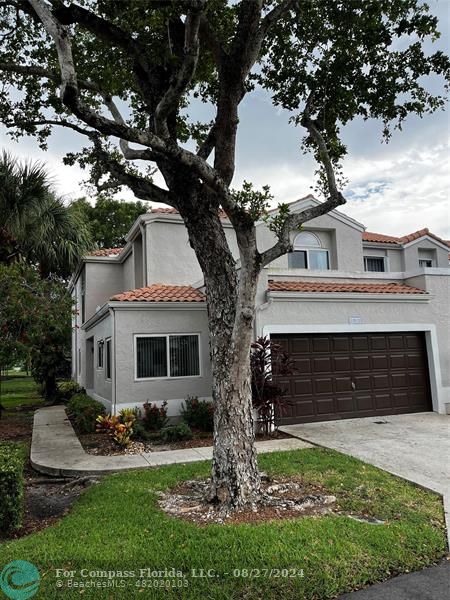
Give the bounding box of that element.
[0,374,43,412]
[0,449,446,599]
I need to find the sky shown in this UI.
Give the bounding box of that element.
[1,0,449,239]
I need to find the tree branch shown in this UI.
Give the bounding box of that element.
[0,61,101,92]
[154,3,204,138]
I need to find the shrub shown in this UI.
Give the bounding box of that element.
[95,411,135,448]
[181,396,214,431]
[67,393,106,433]
[251,336,295,435]
[142,401,168,431]
[0,443,25,533]
[160,422,193,443]
[57,380,84,403]
[112,422,133,448]
[131,421,153,442]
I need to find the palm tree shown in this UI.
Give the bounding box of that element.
[0,151,93,278]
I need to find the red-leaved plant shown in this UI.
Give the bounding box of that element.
[250,336,295,436]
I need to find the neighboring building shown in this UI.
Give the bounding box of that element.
[70,196,450,423]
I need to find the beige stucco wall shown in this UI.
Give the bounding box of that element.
[404,239,449,271]
[85,262,123,320]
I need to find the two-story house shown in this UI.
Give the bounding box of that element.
[70,195,450,423]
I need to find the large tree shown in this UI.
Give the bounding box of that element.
[70,196,150,248]
[0,0,448,508]
[0,152,93,278]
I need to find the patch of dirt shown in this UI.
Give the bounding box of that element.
[0,415,34,443]
[79,429,291,455]
[157,476,337,525]
[0,465,100,541]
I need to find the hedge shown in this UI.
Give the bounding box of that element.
[0,442,26,534]
[67,393,106,433]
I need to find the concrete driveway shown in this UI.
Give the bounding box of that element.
[280,413,450,542]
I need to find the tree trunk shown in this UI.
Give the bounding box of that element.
[178,196,261,508]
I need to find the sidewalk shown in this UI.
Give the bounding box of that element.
[31,406,313,476]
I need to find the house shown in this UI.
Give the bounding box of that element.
[70,196,450,423]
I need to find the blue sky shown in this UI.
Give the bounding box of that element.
[1,0,449,238]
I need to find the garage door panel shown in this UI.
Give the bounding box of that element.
[314,378,333,394]
[335,377,352,392]
[273,332,431,424]
[353,355,370,370]
[334,356,351,371]
[372,355,389,370]
[293,379,313,395]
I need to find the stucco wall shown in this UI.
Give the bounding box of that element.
[122,252,134,292]
[85,262,123,320]
[86,314,113,404]
[114,307,212,416]
[145,220,203,285]
[404,239,449,271]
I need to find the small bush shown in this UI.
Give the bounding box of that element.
[181,396,214,431]
[142,401,168,431]
[131,421,153,442]
[57,380,84,402]
[67,393,106,433]
[161,423,193,443]
[0,443,25,533]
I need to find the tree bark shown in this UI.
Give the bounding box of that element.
[177,192,261,508]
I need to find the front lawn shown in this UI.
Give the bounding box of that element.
[0,449,446,599]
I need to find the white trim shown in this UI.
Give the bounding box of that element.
[267,291,430,303]
[293,231,322,248]
[265,267,449,279]
[289,248,330,270]
[133,333,202,381]
[261,322,444,414]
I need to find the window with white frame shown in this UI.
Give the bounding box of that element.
[364,256,386,272]
[105,338,112,380]
[135,334,200,379]
[97,340,104,369]
[419,259,433,268]
[288,231,330,270]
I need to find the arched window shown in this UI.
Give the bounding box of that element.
[288,231,330,270]
[293,232,321,249]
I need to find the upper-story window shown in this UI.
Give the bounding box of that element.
[419,259,433,268]
[288,232,330,270]
[364,256,386,272]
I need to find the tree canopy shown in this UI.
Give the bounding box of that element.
[70,196,149,248]
[0,152,93,278]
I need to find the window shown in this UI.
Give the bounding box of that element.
[288,231,330,270]
[105,338,112,380]
[364,256,386,272]
[97,340,104,369]
[419,259,433,268]
[136,334,200,379]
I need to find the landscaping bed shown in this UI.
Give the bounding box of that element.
[0,448,446,599]
[78,429,290,455]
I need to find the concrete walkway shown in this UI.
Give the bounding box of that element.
[31,406,313,476]
[280,413,450,546]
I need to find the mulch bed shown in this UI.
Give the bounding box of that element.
[0,464,99,541]
[158,476,338,525]
[79,429,291,456]
[0,415,34,443]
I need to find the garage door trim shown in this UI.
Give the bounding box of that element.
[262,322,441,413]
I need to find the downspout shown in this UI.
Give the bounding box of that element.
[109,306,117,415]
[140,222,147,286]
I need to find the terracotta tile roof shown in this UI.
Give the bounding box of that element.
[363,228,449,247]
[111,284,205,303]
[88,247,123,257]
[268,280,427,295]
[149,206,228,219]
[362,231,400,244]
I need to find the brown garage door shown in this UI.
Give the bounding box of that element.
[272,332,432,424]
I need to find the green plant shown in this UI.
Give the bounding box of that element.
[160,422,193,443]
[142,400,168,431]
[96,414,114,432]
[0,442,25,533]
[57,380,84,403]
[119,408,137,425]
[67,393,105,433]
[131,421,153,442]
[181,396,214,432]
